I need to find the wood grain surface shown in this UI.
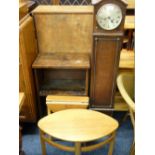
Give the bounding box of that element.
[32,53,90,69]
[38,109,118,142]
[19,15,38,122]
[46,96,89,112]
[33,6,93,54]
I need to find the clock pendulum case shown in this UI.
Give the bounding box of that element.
[90,0,127,110]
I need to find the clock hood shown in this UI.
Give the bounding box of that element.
[91,0,102,5]
[91,0,128,6]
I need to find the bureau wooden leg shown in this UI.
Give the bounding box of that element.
[75,142,81,155]
[108,132,116,155]
[40,130,46,155]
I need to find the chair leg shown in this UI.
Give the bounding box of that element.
[75,142,81,155]
[40,130,46,155]
[123,112,130,122]
[47,107,51,115]
[108,132,116,155]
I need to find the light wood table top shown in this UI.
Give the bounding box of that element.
[38,109,118,142]
[19,92,25,112]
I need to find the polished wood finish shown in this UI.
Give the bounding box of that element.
[32,6,93,54]
[38,109,118,142]
[90,36,122,108]
[19,15,38,122]
[38,109,118,154]
[32,53,90,69]
[46,95,89,113]
[90,0,127,110]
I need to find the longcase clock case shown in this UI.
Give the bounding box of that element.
[90,0,127,111]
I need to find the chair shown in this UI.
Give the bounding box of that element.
[117,72,135,155]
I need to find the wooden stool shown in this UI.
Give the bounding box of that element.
[38,109,119,155]
[46,95,89,114]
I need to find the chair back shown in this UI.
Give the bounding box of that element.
[117,72,135,129]
[117,72,135,111]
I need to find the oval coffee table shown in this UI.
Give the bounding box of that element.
[38,109,119,155]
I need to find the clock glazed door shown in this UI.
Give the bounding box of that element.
[90,36,122,109]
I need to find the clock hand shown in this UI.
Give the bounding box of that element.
[107,20,110,28]
[98,16,107,21]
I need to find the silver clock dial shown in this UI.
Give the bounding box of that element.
[96,3,122,30]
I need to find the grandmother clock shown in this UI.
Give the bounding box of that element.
[90,0,127,110]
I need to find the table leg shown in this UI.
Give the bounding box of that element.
[40,130,46,155]
[75,142,81,155]
[108,132,116,155]
[130,140,135,155]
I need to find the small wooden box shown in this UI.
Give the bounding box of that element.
[46,95,89,113]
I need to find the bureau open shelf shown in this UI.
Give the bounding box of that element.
[32,53,90,69]
[39,79,86,96]
[32,52,90,116]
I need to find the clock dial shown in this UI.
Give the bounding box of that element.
[96,3,122,30]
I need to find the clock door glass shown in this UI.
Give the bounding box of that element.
[96,4,122,30]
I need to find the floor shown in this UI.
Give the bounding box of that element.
[22,112,134,155]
